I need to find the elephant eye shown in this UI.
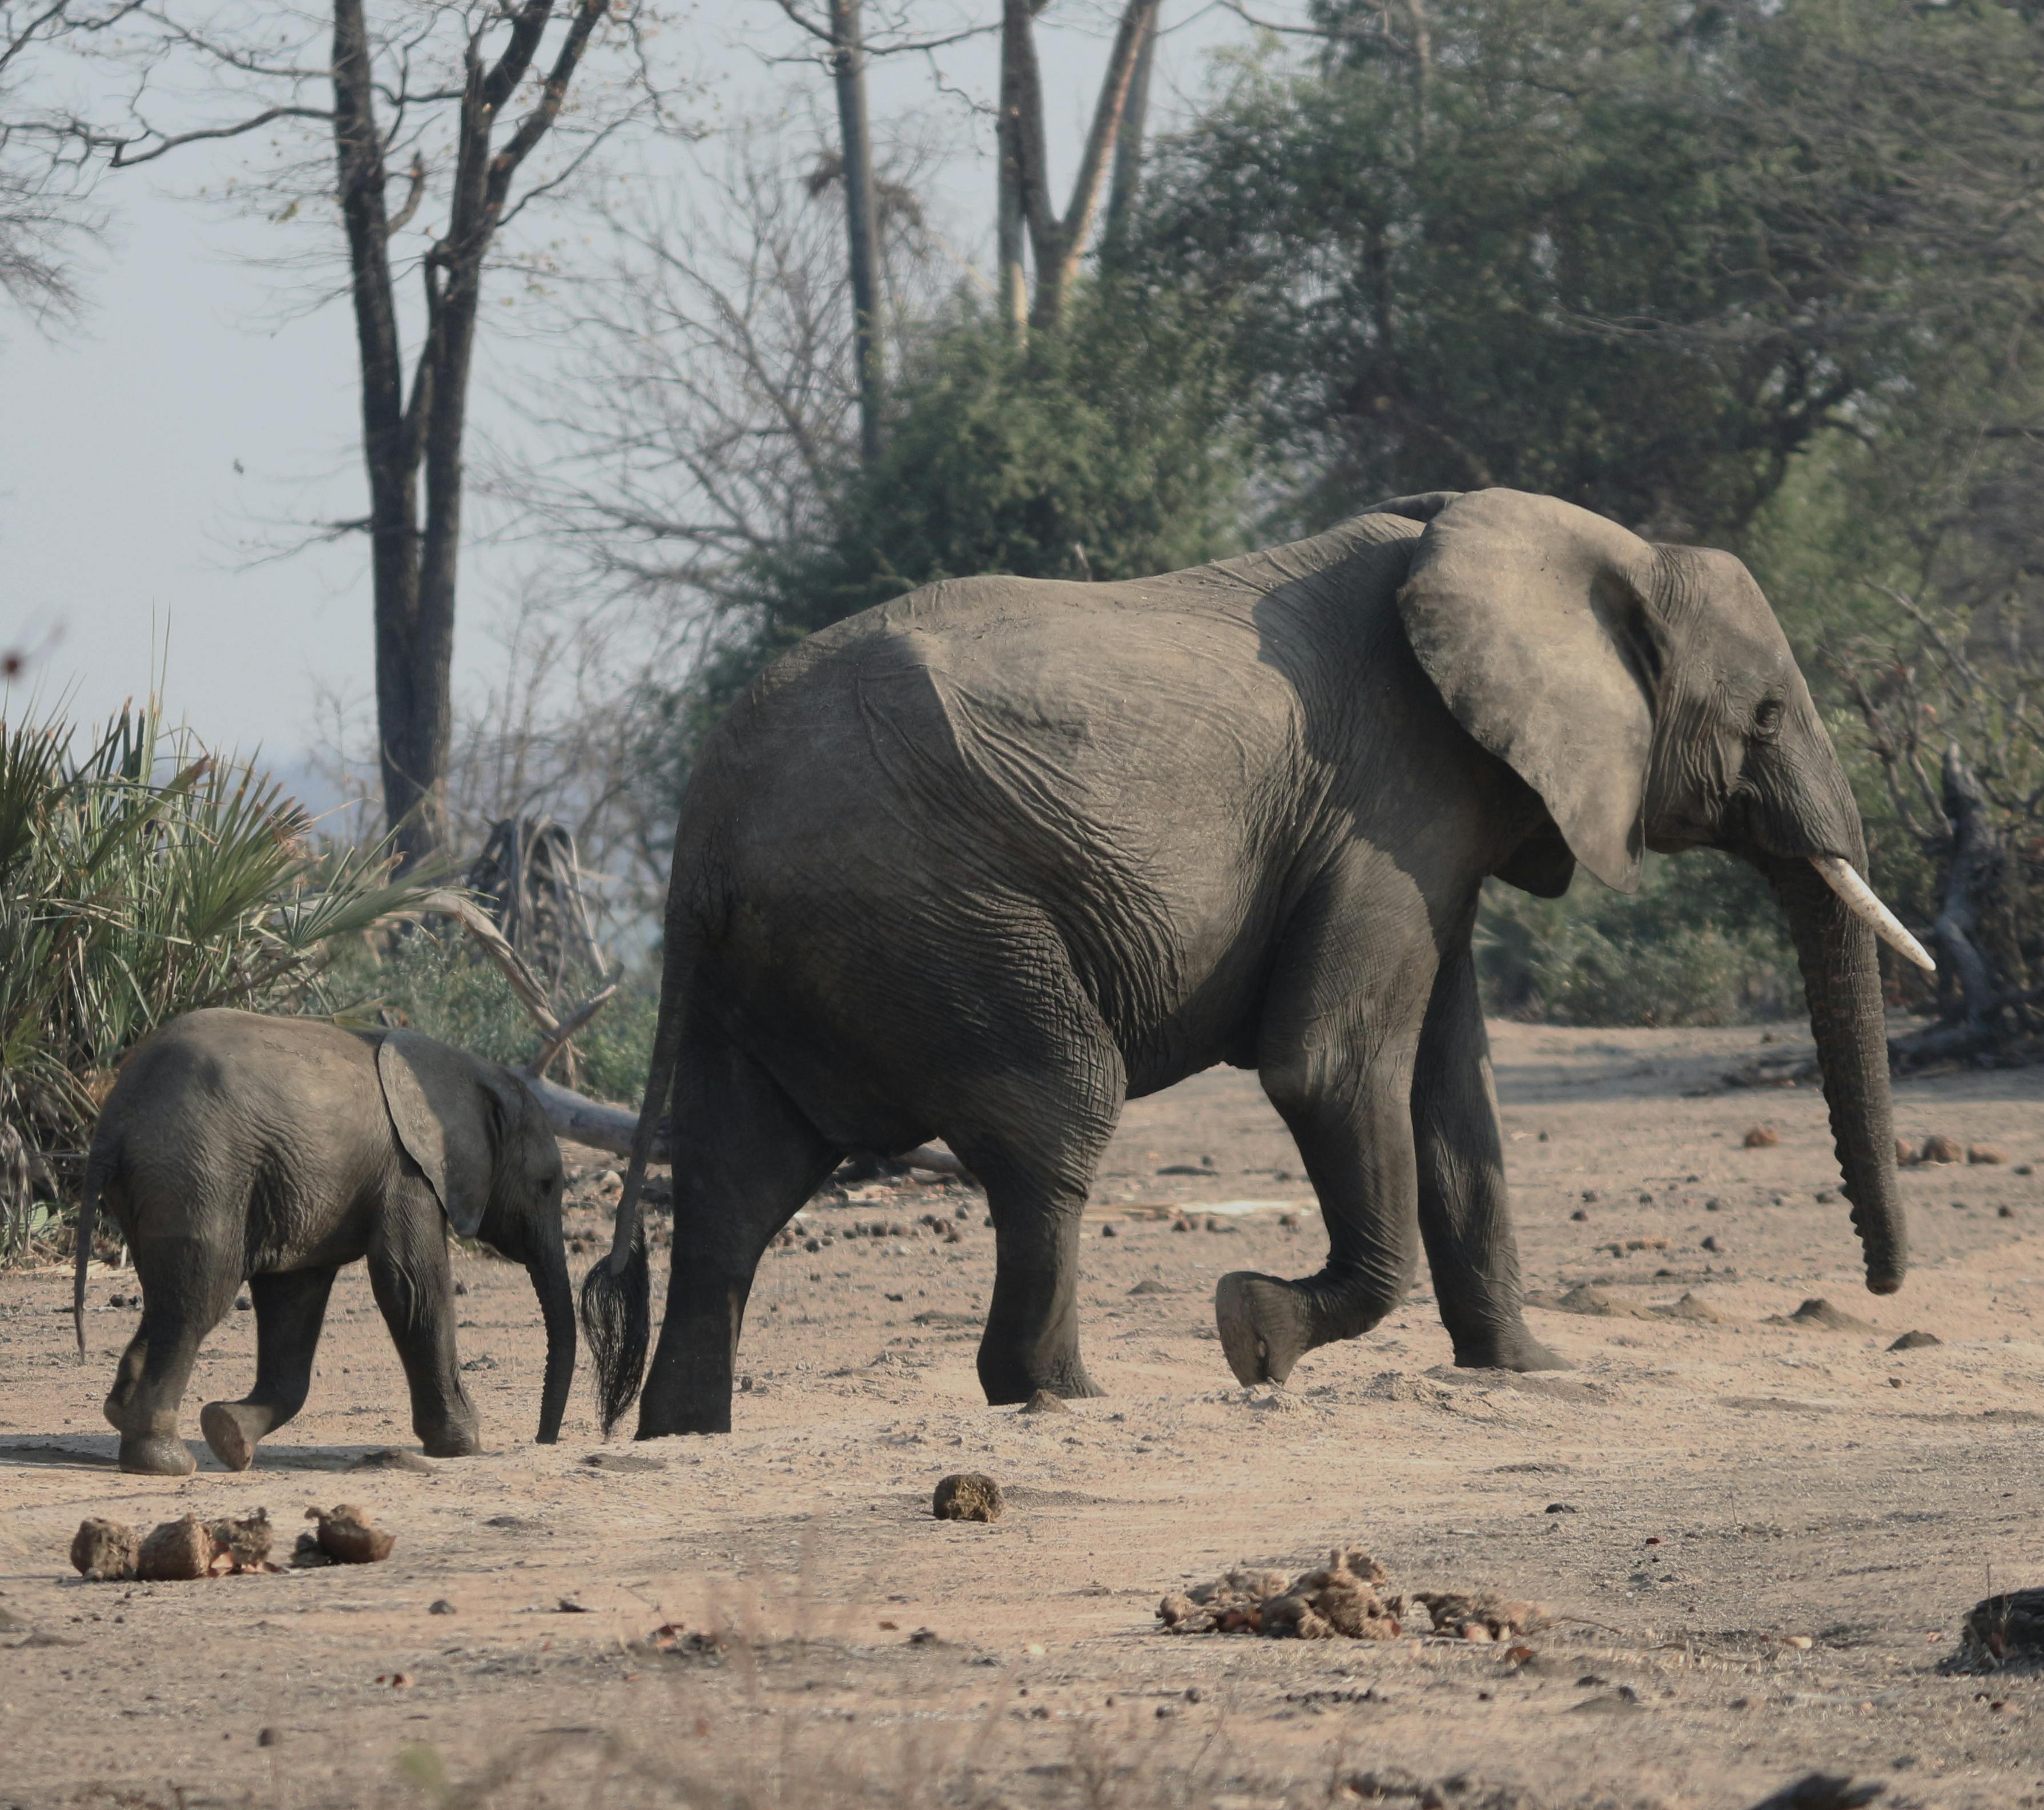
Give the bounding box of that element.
[1754,697,1784,739]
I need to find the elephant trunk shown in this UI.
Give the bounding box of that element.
[1766,855,1908,1294]
[528,1240,577,1444]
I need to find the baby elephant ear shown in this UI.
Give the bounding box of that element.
[1397,488,1660,893]
[376,1031,493,1237]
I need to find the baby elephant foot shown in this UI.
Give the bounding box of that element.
[1215,1271,1318,1386]
[117,1431,196,1477]
[199,1400,265,1471]
[1451,1321,1573,1373]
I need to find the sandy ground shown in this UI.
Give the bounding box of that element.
[4,1021,2044,1809]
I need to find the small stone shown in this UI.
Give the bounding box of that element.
[1278,1213,1299,1229]
[1170,1214,1193,1232]
[429,1599,456,1615]
[1581,1190,1600,1203]
[932,1473,1004,1523]
[70,1517,139,1581]
[2016,1164,2033,1177]
[1570,1209,1588,1222]
[1999,1205,2015,1219]
[1019,1389,1068,1415]
[1101,1222,1118,1238]
[1743,1125,1779,1149]
[1920,1133,1964,1164]
[1544,1502,1578,1515]
[1814,1189,1834,1202]
[1705,1197,1721,1210]
[1700,1236,1721,1252]
[235,1296,252,1312]
[257,1729,279,1748]
[1969,1144,2007,1165]
[1888,1329,1941,1351]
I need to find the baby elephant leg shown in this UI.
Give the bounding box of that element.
[368,1199,480,1458]
[200,1266,339,1470]
[103,1236,240,1475]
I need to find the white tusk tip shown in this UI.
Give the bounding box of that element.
[1808,855,1937,973]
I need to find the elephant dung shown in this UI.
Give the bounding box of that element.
[1158,1548,1399,1639]
[206,1509,273,1573]
[931,1473,1004,1523]
[1413,1588,1548,1641]
[1919,1133,1965,1164]
[1742,1125,1780,1149]
[304,1503,396,1564]
[136,1514,211,1582]
[1960,1588,2044,1665]
[70,1517,139,1582]
[1261,1550,1401,1641]
[1969,1144,2008,1165]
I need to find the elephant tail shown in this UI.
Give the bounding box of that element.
[580,922,691,1437]
[73,1152,108,1361]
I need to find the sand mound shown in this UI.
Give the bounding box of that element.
[1765,1297,1874,1333]
[1527,1284,1649,1320]
[1656,1292,1728,1324]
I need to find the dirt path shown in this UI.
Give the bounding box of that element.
[3,1023,2043,1808]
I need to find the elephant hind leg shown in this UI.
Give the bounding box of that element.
[104,1234,241,1475]
[945,1005,1126,1407]
[200,1265,339,1470]
[638,1019,841,1440]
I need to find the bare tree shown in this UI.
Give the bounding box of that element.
[505,119,941,659]
[0,1,138,323]
[73,3,681,872]
[997,0,1158,334]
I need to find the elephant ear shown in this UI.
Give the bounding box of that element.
[1397,489,1660,892]
[1361,490,1462,525]
[376,1031,495,1237]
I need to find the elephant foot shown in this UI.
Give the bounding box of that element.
[199,1400,265,1471]
[1452,1322,1572,1374]
[419,1423,482,1459]
[1215,1271,1318,1386]
[117,1431,196,1477]
[976,1327,1103,1406]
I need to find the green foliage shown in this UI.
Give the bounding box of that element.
[1133,0,2027,544]
[668,284,1254,757]
[1476,853,1799,1027]
[352,932,660,1109]
[0,701,435,1263]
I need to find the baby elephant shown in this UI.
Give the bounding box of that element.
[74,1008,575,1476]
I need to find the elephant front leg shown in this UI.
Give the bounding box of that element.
[200,1266,339,1470]
[368,1206,480,1459]
[1216,1055,1423,1387]
[1413,944,1568,1373]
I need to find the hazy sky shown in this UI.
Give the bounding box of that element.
[1,2,1281,764]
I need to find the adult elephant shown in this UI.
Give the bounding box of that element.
[77,1011,576,1475]
[586,488,1929,1437]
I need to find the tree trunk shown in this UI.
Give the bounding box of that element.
[828,0,883,463]
[1103,1,1157,255]
[334,0,437,872]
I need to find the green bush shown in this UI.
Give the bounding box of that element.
[1476,852,1800,1027]
[351,932,661,1109]
[0,701,433,1263]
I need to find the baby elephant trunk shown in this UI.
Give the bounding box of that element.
[527,1242,577,1443]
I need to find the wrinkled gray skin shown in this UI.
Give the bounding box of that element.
[602,488,1904,1437]
[76,1009,574,1476]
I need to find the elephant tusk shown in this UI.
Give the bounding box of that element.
[1809,856,1937,974]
